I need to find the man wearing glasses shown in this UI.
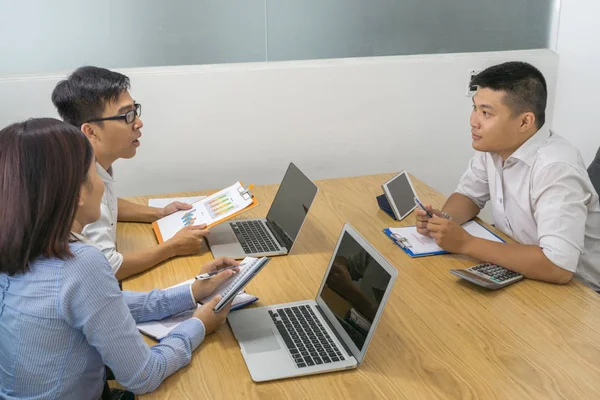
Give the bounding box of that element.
[52,66,209,279]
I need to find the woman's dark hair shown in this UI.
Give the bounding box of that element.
[0,118,94,275]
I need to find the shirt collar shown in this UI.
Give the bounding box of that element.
[492,125,552,168]
[509,125,551,166]
[70,231,92,244]
[96,162,114,183]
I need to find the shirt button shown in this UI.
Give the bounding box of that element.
[499,199,503,204]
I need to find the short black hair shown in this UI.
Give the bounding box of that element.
[51,66,131,127]
[471,61,547,129]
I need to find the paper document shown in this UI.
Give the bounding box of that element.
[152,182,258,243]
[137,278,258,340]
[148,196,206,208]
[385,220,504,257]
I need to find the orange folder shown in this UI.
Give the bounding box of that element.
[152,183,259,244]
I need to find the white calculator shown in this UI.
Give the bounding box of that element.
[450,263,523,289]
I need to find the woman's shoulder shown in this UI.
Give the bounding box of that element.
[68,240,103,256]
[26,242,106,274]
[64,241,113,274]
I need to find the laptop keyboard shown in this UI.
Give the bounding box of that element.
[269,305,346,368]
[230,220,280,254]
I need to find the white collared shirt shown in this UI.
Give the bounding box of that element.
[456,126,600,292]
[82,163,123,274]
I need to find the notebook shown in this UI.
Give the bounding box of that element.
[152,182,259,243]
[137,279,259,340]
[208,257,270,312]
[383,220,504,257]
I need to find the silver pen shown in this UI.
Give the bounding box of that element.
[195,265,238,280]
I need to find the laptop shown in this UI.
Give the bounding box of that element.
[228,223,398,382]
[208,163,318,259]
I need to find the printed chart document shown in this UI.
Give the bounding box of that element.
[383,220,504,257]
[148,196,206,208]
[152,182,258,243]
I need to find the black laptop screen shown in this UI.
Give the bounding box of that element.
[265,163,317,249]
[319,232,392,351]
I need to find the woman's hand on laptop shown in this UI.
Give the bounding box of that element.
[191,257,240,301]
[166,224,211,256]
[193,295,232,334]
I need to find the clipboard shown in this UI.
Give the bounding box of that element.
[383,228,444,257]
[383,221,505,258]
[152,182,259,244]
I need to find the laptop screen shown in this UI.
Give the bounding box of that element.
[318,230,393,353]
[266,163,318,250]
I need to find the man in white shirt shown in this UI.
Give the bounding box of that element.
[52,66,210,279]
[416,61,600,292]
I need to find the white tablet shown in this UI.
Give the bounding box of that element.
[381,171,418,221]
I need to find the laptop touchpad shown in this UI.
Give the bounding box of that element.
[242,329,281,354]
[212,232,237,244]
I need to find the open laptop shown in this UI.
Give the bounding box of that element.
[228,223,398,382]
[208,163,318,259]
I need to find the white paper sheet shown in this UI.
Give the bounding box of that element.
[387,220,503,256]
[153,181,254,242]
[148,196,206,208]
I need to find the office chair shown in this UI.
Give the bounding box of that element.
[588,147,600,195]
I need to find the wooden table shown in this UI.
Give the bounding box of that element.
[120,174,600,400]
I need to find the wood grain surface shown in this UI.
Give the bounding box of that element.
[119,174,600,400]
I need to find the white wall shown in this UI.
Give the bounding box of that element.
[552,0,600,164]
[0,50,558,202]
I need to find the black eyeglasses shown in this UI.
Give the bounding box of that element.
[85,103,142,125]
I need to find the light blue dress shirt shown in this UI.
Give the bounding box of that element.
[0,242,205,399]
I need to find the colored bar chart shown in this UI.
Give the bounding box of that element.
[181,209,196,227]
[207,194,236,218]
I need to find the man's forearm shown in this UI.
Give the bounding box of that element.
[464,238,574,284]
[442,193,481,225]
[118,198,161,223]
[116,243,175,280]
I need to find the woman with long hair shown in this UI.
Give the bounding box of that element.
[0,118,238,399]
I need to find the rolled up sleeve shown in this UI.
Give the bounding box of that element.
[83,199,123,274]
[532,163,590,272]
[455,152,491,209]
